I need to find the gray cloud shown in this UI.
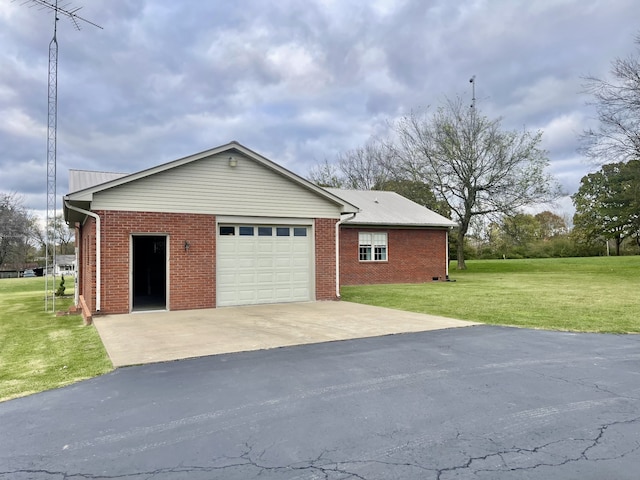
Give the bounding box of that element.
[0,0,638,218]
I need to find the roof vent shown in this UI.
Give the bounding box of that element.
[374,198,379,203]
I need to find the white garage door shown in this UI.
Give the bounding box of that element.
[217,224,312,307]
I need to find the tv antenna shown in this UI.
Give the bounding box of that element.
[469,75,476,109]
[17,0,102,312]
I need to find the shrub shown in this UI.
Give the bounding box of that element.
[55,275,66,297]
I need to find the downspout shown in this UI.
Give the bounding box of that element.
[64,200,101,312]
[335,213,356,298]
[74,246,79,307]
[446,228,450,279]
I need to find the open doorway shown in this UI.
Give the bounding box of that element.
[132,235,167,311]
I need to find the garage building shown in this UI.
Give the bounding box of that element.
[63,141,454,319]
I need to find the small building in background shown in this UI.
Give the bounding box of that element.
[55,254,76,277]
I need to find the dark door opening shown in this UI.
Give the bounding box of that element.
[132,235,167,311]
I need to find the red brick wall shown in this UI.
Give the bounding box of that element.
[77,218,97,312]
[314,218,338,301]
[90,211,217,315]
[78,211,340,313]
[339,227,448,285]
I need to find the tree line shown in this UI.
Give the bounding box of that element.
[310,34,640,265]
[0,192,74,273]
[572,34,640,256]
[310,98,561,269]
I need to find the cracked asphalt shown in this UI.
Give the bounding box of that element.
[1,325,639,479]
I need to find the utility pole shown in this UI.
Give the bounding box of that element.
[18,0,102,312]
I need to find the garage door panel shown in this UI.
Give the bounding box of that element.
[238,244,256,255]
[275,272,291,282]
[275,287,292,297]
[217,242,236,253]
[237,291,257,302]
[217,224,313,307]
[257,273,274,283]
[238,273,256,283]
[218,258,238,269]
[275,243,293,253]
[256,257,274,268]
[292,271,309,282]
[292,257,309,267]
[257,243,274,254]
[257,288,275,301]
[275,257,291,267]
[238,258,255,268]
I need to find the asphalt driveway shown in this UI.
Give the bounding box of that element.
[1,326,639,479]
[93,301,478,366]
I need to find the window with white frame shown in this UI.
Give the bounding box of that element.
[359,232,387,261]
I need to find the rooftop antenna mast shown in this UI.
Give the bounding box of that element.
[469,75,476,110]
[18,0,102,312]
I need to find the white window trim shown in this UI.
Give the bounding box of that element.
[358,231,388,262]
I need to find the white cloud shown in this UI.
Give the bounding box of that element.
[0,2,20,20]
[0,0,638,218]
[538,112,586,154]
[0,108,46,138]
[499,76,581,125]
[266,43,332,91]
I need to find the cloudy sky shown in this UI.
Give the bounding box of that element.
[1,0,638,220]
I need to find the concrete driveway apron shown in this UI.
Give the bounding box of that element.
[93,301,478,367]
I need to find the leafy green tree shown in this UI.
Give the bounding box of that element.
[572,161,640,254]
[534,211,568,239]
[501,213,540,247]
[617,159,640,247]
[474,211,573,259]
[394,97,560,269]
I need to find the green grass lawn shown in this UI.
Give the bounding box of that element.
[341,256,640,333]
[0,277,112,402]
[2,257,638,402]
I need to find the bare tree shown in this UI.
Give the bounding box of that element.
[394,97,560,269]
[580,34,640,163]
[0,192,38,268]
[49,214,75,255]
[31,214,76,264]
[337,139,395,189]
[309,141,449,215]
[308,139,395,189]
[308,159,345,187]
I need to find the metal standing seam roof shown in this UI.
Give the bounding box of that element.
[326,188,457,227]
[68,169,128,193]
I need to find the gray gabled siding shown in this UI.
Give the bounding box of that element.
[91,153,342,218]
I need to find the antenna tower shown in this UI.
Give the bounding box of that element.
[469,75,476,110]
[18,0,102,312]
